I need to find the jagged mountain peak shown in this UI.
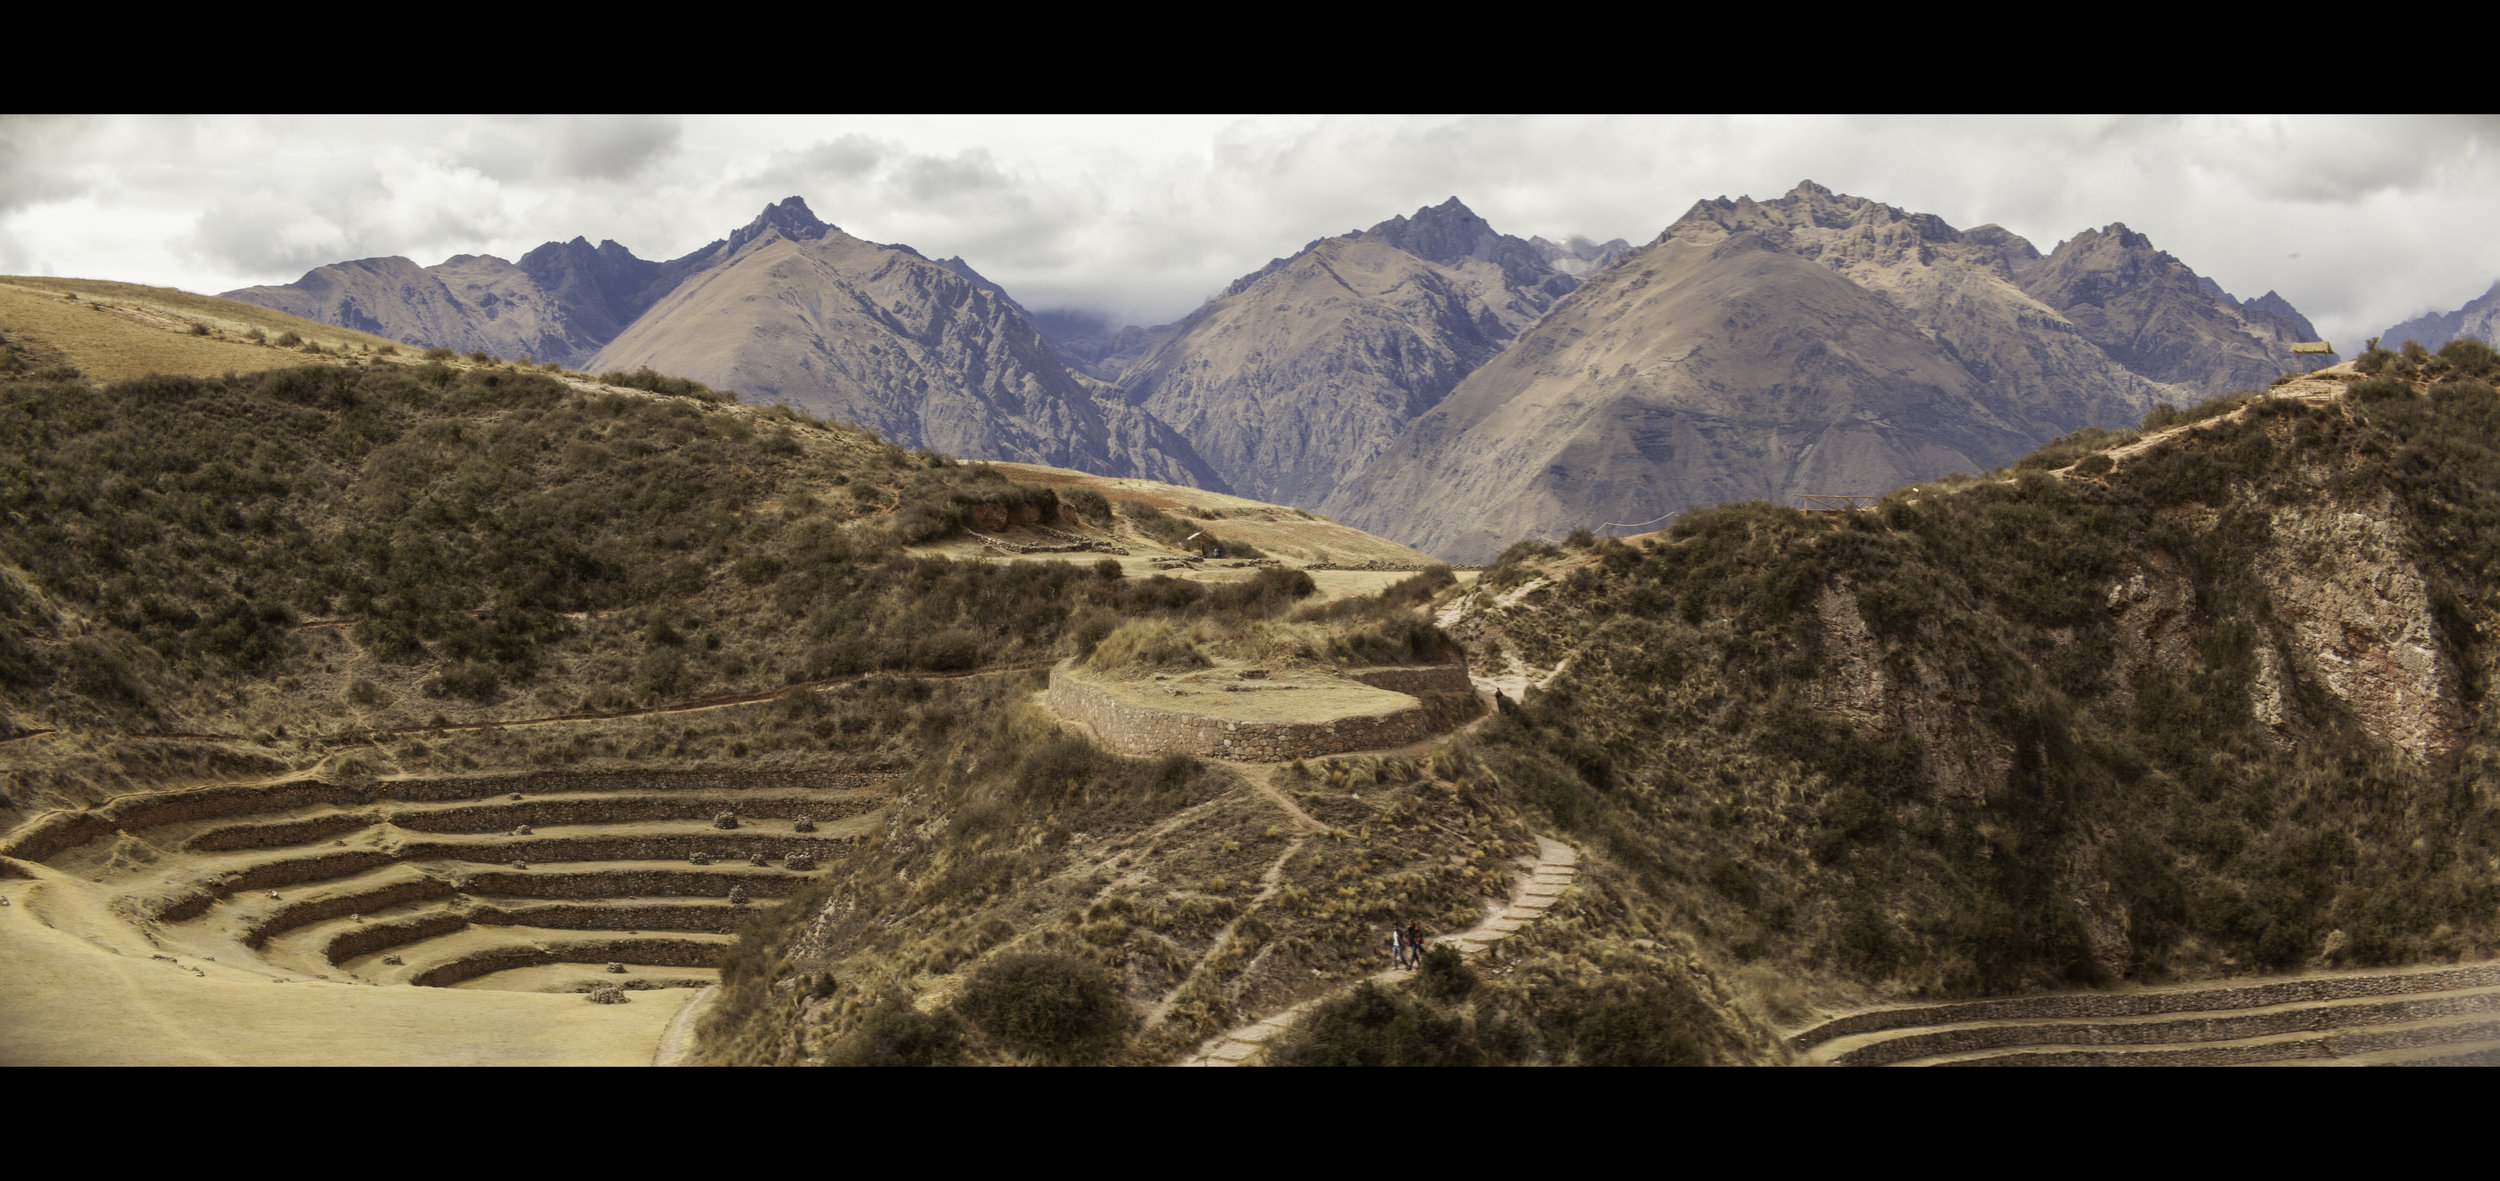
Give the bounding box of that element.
[726,196,838,254]
[1661,182,1963,251]
[1361,196,1505,267]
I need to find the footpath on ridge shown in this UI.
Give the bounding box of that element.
[1180,835,1579,1067]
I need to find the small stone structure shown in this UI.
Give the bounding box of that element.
[1046,660,1471,762]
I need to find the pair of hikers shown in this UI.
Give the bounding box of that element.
[1389,920,1427,970]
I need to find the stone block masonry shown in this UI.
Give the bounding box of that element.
[1047,661,1455,761]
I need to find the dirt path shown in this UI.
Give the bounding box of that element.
[1179,834,1579,1066]
[653,984,717,1066]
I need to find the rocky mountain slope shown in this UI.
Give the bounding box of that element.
[223,233,715,367]
[1112,199,1590,508]
[229,200,1222,488]
[1440,355,2500,1005]
[2015,222,2315,388]
[2381,280,2500,352]
[583,201,1220,487]
[1330,182,2321,561]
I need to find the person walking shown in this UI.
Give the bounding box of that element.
[1389,924,1405,970]
[1407,920,1425,964]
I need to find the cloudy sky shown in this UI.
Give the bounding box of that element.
[4,114,2494,349]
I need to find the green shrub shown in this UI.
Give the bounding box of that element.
[821,993,966,1066]
[1086,618,1210,673]
[2437,338,2499,380]
[2351,377,2412,404]
[953,952,1130,1064]
[1060,487,1110,522]
[598,365,731,403]
[1415,944,1474,1002]
[1268,981,1481,1067]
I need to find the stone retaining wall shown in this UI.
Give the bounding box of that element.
[2,769,894,862]
[223,850,397,893]
[1794,961,2500,1052]
[409,937,723,988]
[1046,661,1436,762]
[479,902,743,933]
[1,779,364,862]
[383,792,878,834]
[244,877,457,947]
[1831,988,2500,1065]
[326,912,469,965]
[395,833,847,865]
[455,868,818,900]
[1347,665,1475,697]
[375,769,893,803]
[189,813,375,853]
[1950,1017,2500,1066]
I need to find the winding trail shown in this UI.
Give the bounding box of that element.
[1179,834,1579,1066]
[653,984,718,1066]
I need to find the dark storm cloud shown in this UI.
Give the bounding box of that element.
[548,115,682,181]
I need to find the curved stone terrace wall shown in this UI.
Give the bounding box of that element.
[1046,660,1461,762]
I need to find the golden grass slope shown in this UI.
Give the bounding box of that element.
[985,461,1439,566]
[0,277,403,382]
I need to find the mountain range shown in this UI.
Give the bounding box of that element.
[226,184,2323,560]
[2380,280,2500,353]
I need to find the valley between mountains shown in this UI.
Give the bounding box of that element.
[3,181,2497,1066]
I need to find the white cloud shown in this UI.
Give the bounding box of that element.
[4,114,2493,349]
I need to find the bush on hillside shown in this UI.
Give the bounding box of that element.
[821,993,967,1067]
[953,952,1130,1063]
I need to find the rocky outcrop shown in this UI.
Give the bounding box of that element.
[2260,491,2464,761]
